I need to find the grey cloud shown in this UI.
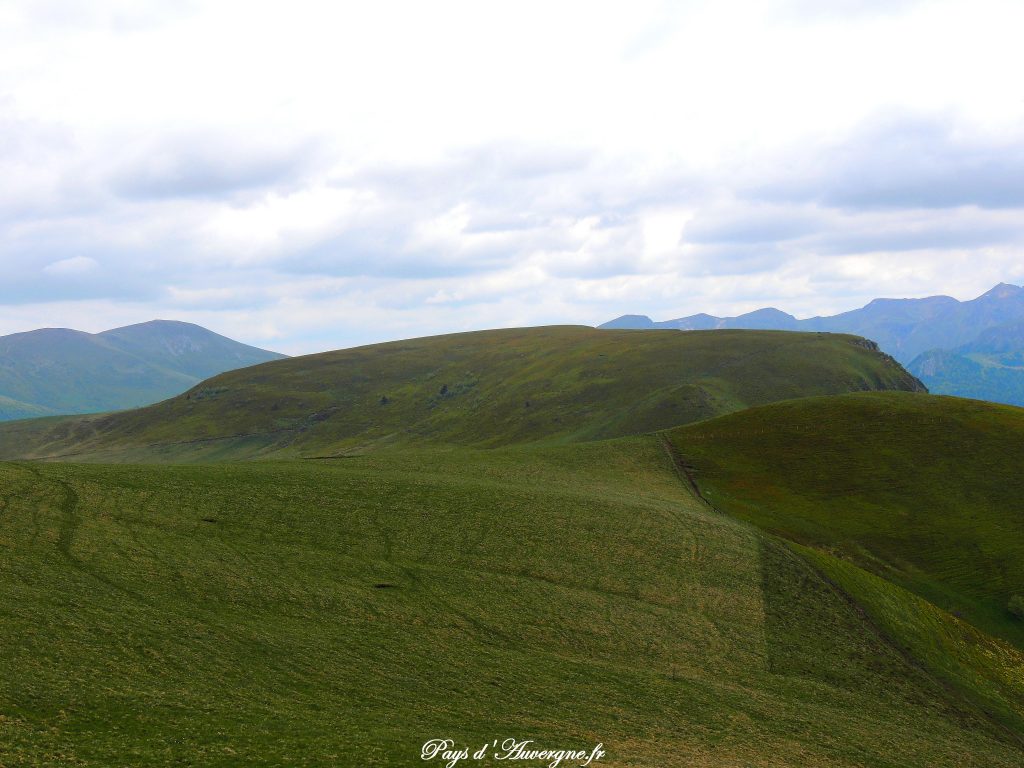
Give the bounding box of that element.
[261,143,700,282]
[0,251,163,305]
[754,113,1024,210]
[160,271,287,311]
[2,138,652,306]
[279,236,478,281]
[663,113,1024,282]
[0,207,205,305]
[806,216,1024,255]
[0,110,323,222]
[0,112,97,223]
[462,211,552,235]
[0,110,72,163]
[272,204,526,280]
[465,143,594,182]
[289,129,1024,287]
[351,143,701,218]
[348,143,596,216]
[278,218,566,281]
[683,242,792,277]
[684,206,824,244]
[109,134,323,201]
[680,202,1024,279]
[8,113,1023,330]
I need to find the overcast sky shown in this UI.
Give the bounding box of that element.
[2,0,1023,354]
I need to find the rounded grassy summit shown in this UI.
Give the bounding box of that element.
[0,325,922,461]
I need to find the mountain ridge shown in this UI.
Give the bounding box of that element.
[600,282,1024,363]
[0,319,286,420]
[602,282,1024,406]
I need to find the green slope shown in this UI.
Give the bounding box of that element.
[0,326,923,461]
[667,391,1024,734]
[1,441,1020,766]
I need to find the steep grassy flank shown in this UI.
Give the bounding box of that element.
[667,391,1024,731]
[799,545,1024,739]
[0,326,922,461]
[667,392,1024,643]
[0,441,1020,766]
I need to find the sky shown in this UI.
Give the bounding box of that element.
[2,0,1023,355]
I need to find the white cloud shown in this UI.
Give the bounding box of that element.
[42,256,98,276]
[1,0,1024,350]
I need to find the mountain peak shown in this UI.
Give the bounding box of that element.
[978,282,1023,301]
[0,321,285,420]
[98,320,285,370]
[599,314,654,330]
[100,319,216,338]
[738,307,796,320]
[865,294,957,307]
[117,319,204,329]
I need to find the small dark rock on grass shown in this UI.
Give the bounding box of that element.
[1008,595,1024,619]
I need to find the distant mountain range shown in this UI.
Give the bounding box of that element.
[601,283,1024,406]
[0,320,285,421]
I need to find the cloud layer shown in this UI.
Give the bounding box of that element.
[2,0,1023,353]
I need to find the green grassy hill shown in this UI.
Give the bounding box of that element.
[0,326,923,461]
[6,327,1022,765]
[667,391,1024,735]
[2,441,1021,766]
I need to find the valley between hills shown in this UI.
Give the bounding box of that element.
[1,326,1022,766]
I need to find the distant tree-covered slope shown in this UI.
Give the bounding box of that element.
[0,320,285,420]
[909,319,1024,406]
[0,325,923,461]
